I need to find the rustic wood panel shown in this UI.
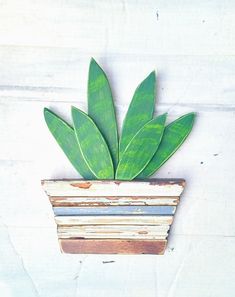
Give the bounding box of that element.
[57,225,169,240]
[0,2,233,56]
[59,239,167,254]
[53,206,176,216]
[50,196,179,206]
[42,179,185,197]
[55,215,173,226]
[1,48,235,107]
[1,0,235,295]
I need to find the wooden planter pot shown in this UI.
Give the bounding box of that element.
[41,179,185,255]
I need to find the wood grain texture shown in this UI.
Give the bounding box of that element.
[71,107,114,179]
[88,58,118,168]
[43,108,96,179]
[0,2,233,56]
[116,114,167,180]
[1,0,235,295]
[42,179,185,197]
[138,113,196,178]
[55,215,173,226]
[1,50,234,107]
[59,239,167,254]
[57,225,169,239]
[53,206,176,216]
[119,71,156,159]
[50,196,180,206]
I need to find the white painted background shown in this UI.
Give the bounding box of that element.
[0,1,235,296]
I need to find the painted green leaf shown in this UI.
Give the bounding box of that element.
[116,113,167,180]
[71,106,114,179]
[137,112,196,178]
[119,71,156,160]
[43,108,96,179]
[88,58,118,169]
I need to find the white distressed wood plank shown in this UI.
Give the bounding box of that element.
[0,48,235,106]
[57,225,170,240]
[42,180,185,197]
[55,215,173,226]
[0,1,234,55]
[50,196,179,206]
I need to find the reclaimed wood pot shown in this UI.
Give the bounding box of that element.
[41,179,185,255]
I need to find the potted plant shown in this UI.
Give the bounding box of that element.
[42,58,195,254]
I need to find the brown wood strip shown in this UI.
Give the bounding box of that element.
[59,239,167,254]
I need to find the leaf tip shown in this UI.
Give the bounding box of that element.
[43,107,50,115]
[90,57,96,64]
[161,112,168,120]
[150,70,156,77]
[147,70,156,83]
[186,112,197,123]
[71,105,78,118]
[43,107,53,123]
[89,57,100,70]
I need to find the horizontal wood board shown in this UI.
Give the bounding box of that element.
[55,215,173,226]
[59,239,167,254]
[53,206,176,216]
[57,225,170,240]
[50,196,179,206]
[42,179,185,197]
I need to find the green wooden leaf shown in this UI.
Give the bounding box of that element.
[119,71,156,160]
[88,58,118,169]
[137,112,196,178]
[71,106,114,179]
[116,113,167,180]
[43,108,96,179]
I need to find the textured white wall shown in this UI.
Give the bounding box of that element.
[0,1,235,296]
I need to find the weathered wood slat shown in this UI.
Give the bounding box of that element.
[50,196,179,206]
[59,239,167,254]
[57,225,170,239]
[55,215,173,226]
[53,206,176,216]
[42,179,185,197]
[42,179,183,254]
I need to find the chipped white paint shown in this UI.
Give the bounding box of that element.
[57,225,170,240]
[50,196,179,206]
[42,180,185,197]
[55,216,173,226]
[1,0,235,296]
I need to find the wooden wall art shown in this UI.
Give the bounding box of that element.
[42,58,195,254]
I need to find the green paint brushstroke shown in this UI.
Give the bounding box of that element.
[137,113,196,178]
[71,106,114,179]
[88,58,119,169]
[116,113,167,180]
[119,71,156,160]
[44,108,96,179]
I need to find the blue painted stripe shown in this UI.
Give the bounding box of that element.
[53,206,176,216]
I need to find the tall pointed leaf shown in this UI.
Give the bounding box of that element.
[137,113,196,178]
[44,108,95,179]
[116,113,167,180]
[119,71,156,159]
[71,106,114,179]
[88,58,118,168]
